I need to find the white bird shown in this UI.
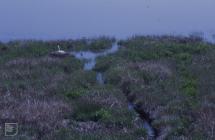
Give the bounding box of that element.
[57,45,66,54]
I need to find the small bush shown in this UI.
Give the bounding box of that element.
[175,53,192,62]
[65,88,86,99]
[182,78,198,97]
[103,109,134,127]
[95,108,111,120]
[73,101,110,122]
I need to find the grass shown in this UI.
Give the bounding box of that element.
[0,36,215,140]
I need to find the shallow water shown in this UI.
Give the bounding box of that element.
[0,0,215,42]
[71,43,119,71]
[71,43,119,84]
[96,72,104,85]
[128,102,156,138]
[71,51,97,70]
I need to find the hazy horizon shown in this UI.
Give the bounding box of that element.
[0,0,215,41]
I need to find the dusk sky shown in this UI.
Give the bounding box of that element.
[0,0,215,41]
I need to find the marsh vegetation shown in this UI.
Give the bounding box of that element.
[0,36,214,140]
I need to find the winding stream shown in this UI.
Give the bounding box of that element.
[71,43,119,71]
[71,43,119,84]
[71,43,156,138]
[128,102,156,138]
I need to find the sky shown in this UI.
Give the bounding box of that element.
[0,0,215,41]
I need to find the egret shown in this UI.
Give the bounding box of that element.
[57,45,66,54]
[50,45,69,57]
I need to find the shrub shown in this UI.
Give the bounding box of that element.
[65,88,86,99]
[95,108,111,120]
[72,101,110,122]
[103,109,134,127]
[182,78,198,97]
[175,53,192,63]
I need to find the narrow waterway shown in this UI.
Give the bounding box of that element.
[128,102,157,138]
[71,43,157,138]
[71,43,119,84]
[71,43,119,71]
